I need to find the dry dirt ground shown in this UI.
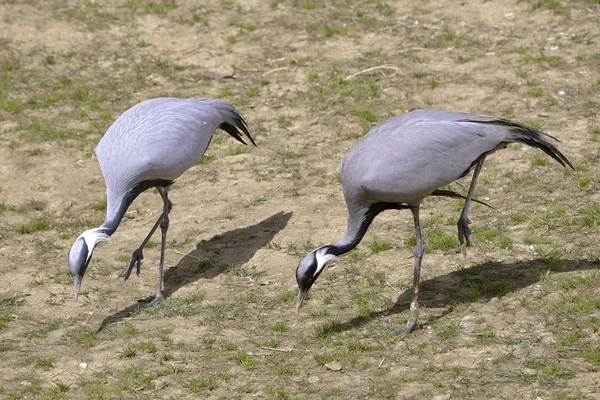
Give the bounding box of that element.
[1,0,600,399]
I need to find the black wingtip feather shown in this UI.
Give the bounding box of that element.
[431,189,494,209]
[502,120,574,170]
[221,114,256,147]
[464,117,574,170]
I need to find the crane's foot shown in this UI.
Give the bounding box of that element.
[457,216,476,257]
[124,248,144,281]
[392,302,419,335]
[138,293,173,308]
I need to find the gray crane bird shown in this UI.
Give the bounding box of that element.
[68,98,254,305]
[295,109,572,334]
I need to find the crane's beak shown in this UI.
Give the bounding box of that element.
[74,275,82,301]
[295,289,308,313]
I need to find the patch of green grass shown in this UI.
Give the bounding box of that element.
[186,373,233,392]
[531,0,570,17]
[121,324,139,338]
[25,356,55,370]
[436,322,461,339]
[20,119,84,142]
[221,342,237,351]
[544,363,573,379]
[527,87,543,97]
[233,350,256,370]
[517,372,539,383]
[227,147,249,156]
[196,259,213,273]
[314,320,342,339]
[195,154,215,165]
[70,328,98,348]
[25,319,62,339]
[279,290,298,303]
[246,86,259,97]
[92,200,107,211]
[343,249,366,262]
[0,314,13,330]
[137,341,157,353]
[354,289,383,315]
[314,353,335,366]
[279,151,300,160]
[426,76,439,89]
[426,229,459,251]
[18,218,51,234]
[16,199,46,213]
[309,309,330,318]
[521,51,563,68]
[525,120,543,130]
[277,114,293,128]
[65,0,119,31]
[118,344,137,359]
[579,205,600,227]
[370,237,392,253]
[510,211,527,223]
[272,322,289,332]
[123,0,177,15]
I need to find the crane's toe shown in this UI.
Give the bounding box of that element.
[457,216,476,257]
[140,294,172,308]
[124,248,144,280]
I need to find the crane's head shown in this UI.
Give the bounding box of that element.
[68,229,110,300]
[295,246,337,312]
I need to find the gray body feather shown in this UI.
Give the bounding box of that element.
[67,97,253,302]
[96,97,252,229]
[295,109,572,332]
[341,109,571,209]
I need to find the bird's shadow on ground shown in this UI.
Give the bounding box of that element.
[339,258,600,332]
[97,211,293,332]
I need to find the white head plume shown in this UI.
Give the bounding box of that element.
[78,228,111,262]
[313,247,337,278]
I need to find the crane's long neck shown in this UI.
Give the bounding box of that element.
[98,189,127,237]
[97,179,174,237]
[328,202,406,256]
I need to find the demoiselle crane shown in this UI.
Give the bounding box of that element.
[68,98,255,306]
[295,110,572,333]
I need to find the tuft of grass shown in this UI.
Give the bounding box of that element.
[314,353,335,366]
[18,218,51,234]
[0,314,13,330]
[426,76,439,89]
[279,151,300,160]
[277,115,293,128]
[314,320,342,339]
[93,200,107,211]
[118,344,137,359]
[233,350,256,370]
[195,154,215,165]
[186,373,232,393]
[427,229,459,251]
[436,322,461,339]
[370,237,392,253]
[272,322,289,332]
[27,356,55,370]
[526,88,543,97]
[70,328,98,348]
[227,147,249,156]
[279,290,298,303]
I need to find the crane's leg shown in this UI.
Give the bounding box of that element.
[145,187,172,307]
[457,157,485,257]
[393,206,424,335]
[123,194,173,280]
